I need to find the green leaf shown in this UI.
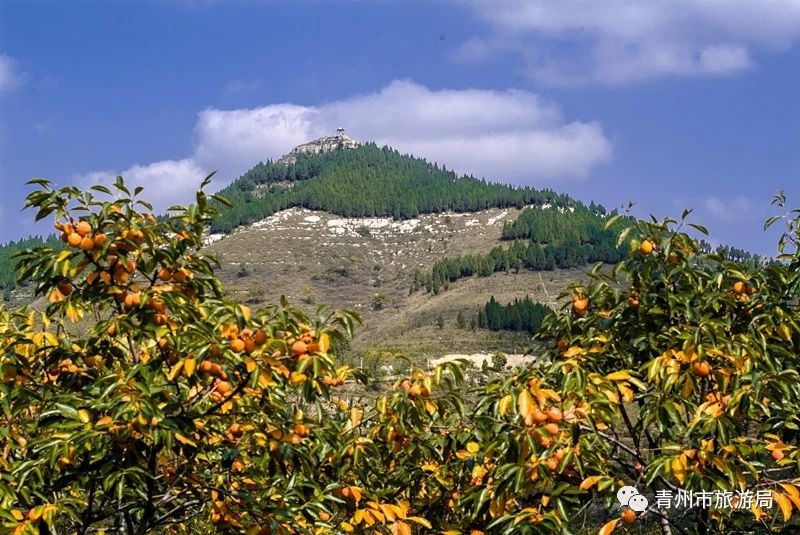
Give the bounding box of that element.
[604,214,622,230]
[688,223,709,235]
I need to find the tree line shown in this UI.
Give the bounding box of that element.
[417,206,631,294]
[476,296,552,334]
[501,203,617,243]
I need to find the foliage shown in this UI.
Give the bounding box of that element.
[3,180,800,535]
[490,352,508,370]
[0,179,362,534]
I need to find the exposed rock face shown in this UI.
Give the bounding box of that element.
[277,129,361,165]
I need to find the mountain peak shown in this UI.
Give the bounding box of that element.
[277,128,361,165]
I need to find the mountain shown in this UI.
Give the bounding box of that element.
[197,134,626,362]
[208,140,575,234]
[1,134,767,362]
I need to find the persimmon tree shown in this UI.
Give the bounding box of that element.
[0,178,364,534]
[304,197,800,535]
[389,198,799,535]
[2,177,799,535]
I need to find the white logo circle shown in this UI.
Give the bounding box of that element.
[629,494,649,512]
[616,486,639,506]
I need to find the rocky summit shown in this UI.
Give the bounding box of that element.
[277,128,361,165]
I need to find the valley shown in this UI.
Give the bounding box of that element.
[206,204,584,363]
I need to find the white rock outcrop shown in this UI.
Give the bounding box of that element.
[277,129,361,165]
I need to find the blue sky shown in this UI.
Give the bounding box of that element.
[1,0,799,254]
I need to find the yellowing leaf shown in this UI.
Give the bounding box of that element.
[599,518,619,535]
[396,500,410,516]
[606,371,631,381]
[77,409,90,423]
[618,383,635,402]
[407,516,432,529]
[349,407,363,429]
[563,346,584,358]
[183,357,196,377]
[580,476,602,490]
[362,509,375,527]
[174,432,197,447]
[424,400,437,415]
[518,389,536,424]
[95,416,113,427]
[767,441,791,452]
[380,504,398,522]
[778,323,792,342]
[497,394,513,416]
[167,360,184,381]
[672,455,688,484]
[780,483,800,509]
[65,302,83,322]
[319,332,331,353]
[466,442,480,454]
[681,378,693,398]
[773,491,793,522]
[391,521,411,535]
[369,506,385,523]
[290,372,307,384]
[602,388,620,404]
[421,461,438,472]
[472,464,488,482]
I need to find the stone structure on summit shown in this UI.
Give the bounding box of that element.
[277,128,361,165]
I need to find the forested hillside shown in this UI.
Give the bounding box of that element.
[500,202,611,242]
[210,143,573,233]
[419,205,632,294]
[0,143,770,297]
[477,296,552,334]
[0,235,62,292]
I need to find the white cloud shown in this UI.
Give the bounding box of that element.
[451,37,493,62]
[79,159,209,214]
[193,103,316,173]
[454,0,800,85]
[703,195,753,223]
[0,54,24,93]
[77,80,612,209]
[699,44,753,74]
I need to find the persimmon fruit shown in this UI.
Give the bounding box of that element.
[692,362,711,377]
[621,508,636,525]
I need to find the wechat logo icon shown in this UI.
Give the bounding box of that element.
[617,486,649,512]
